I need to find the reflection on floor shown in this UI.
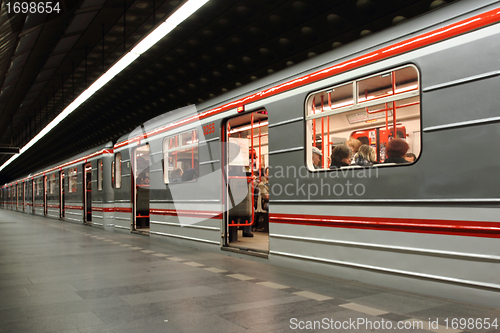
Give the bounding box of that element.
[229,229,268,252]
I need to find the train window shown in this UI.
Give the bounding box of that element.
[163,129,199,183]
[115,153,122,189]
[36,178,43,195]
[98,159,103,191]
[49,174,56,194]
[68,168,78,193]
[305,65,420,170]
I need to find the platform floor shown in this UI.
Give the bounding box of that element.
[1,210,499,333]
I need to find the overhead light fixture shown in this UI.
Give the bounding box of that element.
[0,0,210,173]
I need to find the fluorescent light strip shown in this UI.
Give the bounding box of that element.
[0,0,209,173]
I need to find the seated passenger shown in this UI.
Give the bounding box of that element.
[346,138,362,164]
[355,145,377,166]
[181,168,197,181]
[405,152,416,163]
[384,139,409,164]
[170,168,183,183]
[330,144,351,169]
[311,146,323,169]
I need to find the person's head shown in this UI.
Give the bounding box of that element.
[346,138,362,154]
[331,144,351,166]
[170,168,182,179]
[405,152,417,163]
[358,136,370,146]
[181,168,197,181]
[264,167,269,178]
[311,146,323,167]
[386,138,409,158]
[357,145,376,163]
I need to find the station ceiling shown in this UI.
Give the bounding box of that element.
[0,0,455,183]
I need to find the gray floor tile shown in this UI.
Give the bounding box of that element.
[1,210,499,333]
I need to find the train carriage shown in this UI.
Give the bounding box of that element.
[58,144,114,225]
[2,0,500,308]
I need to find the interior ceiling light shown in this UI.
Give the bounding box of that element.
[0,0,209,173]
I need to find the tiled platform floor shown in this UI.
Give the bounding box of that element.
[1,210,499,333]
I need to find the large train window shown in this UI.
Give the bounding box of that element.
[305,65,420,170]
[163,129,199,183]
[68,168,78,193]
[115,153,122,189]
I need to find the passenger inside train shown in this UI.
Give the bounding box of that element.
[384,138,410,164]
[330,145,352,169]
[354,144,377,166]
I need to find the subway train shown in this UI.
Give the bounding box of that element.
[2,0,500,308]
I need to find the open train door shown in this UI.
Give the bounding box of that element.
[222,109,269,255]
[133,144,150,235]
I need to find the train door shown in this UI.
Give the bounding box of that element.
[222,109,269,253]
[22,182,25,212]
[60,171,65,218]
[14,184,18,211]
[84,163,92,224]
[31,180,34,214]
[43,175,47,216]
[133,144,150,234]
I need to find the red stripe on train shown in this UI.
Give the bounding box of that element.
[150,209,222,219]
[270,213,500,238]
[65,205,83,210]
[92,207,115,212]
[115,207,133,213]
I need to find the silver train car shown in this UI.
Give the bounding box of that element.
[2,0,500,308]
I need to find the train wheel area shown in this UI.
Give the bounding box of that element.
[1,209,499,332]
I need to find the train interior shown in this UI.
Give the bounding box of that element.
[307,65,421,167]
[225,110,269,254]
[134,145,150,234]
